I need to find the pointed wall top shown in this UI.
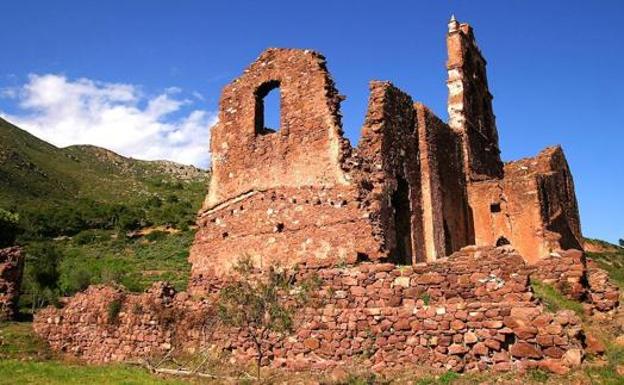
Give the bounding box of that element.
[448,14,460,32]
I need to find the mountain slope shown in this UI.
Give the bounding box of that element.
[0,117,208,209]
[0,117,209,239]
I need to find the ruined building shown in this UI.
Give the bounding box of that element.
[35,19,619,373]
[189,17,582,282]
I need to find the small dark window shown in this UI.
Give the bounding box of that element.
[496,236,510,247]
[490,203,501,213]
[254,80,281,135]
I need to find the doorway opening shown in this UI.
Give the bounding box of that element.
[391,176,413,265]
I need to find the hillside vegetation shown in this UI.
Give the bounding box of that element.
[0,117,209,311]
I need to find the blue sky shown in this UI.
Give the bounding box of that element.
[0,0,621,243]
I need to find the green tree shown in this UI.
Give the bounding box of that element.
[217,258,317,379]
[619,238,624,248]
[0,208,20,247]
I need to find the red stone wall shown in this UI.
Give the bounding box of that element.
[206,48,350,208]
[0,246,24,321]
[468,147,583,263]
[192,20,584,275]
[35,247,592,373]
[355,81,425,264]
[415,103,473,260]
[446,19,503,182]
[189,186,382,282]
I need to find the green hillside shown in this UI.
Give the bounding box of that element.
[0,115,208,216]
[0,117,209,311]
[0,117,209,238]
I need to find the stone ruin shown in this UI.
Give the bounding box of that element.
[188,16,581,284]
[33,18,619,373]
[0,246,24,321]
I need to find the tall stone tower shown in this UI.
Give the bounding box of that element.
[446,15,503,181]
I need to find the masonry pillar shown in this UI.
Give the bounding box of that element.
[447,16,503,181]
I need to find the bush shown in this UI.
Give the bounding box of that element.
[0,208,20,247]
[72,229,108,245]
[218,258,318,378]
[59,267,93,294]
[145,230,167,242]
[107,298,123,324]
[21,242,62,310]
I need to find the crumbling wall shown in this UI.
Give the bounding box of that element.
[354,81,425,264]
[446,18,503,182]
[206,48,350,208]
[189,186,382,283]
[468,147,583,263]
[415,103,473,260]
[0,246,24,321]
[34,247,589,373]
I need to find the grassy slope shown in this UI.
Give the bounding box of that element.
[54,229,195,293]
[0,117,209,303]
[0,117,208,211]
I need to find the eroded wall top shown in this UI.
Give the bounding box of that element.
[206,48,351,208]
[447,17,504,181]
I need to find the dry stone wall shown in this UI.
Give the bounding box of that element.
[0,246,24,321]
[35,247,607,374]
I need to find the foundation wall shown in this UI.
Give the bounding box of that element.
[35,247,593,373]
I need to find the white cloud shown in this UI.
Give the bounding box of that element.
[0,74,215,168]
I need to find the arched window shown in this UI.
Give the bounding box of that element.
[254,80,281,135]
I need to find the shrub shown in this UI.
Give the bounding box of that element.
[107,298,123,324]
[0,208,20,247]
[21,242,62,310]
[527,368,549,383]
[218,258,317,379]
[59,268,93,294]
[72,229,108,245]
[145,230,167,242]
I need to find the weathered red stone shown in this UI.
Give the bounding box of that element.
[510,341,543,359]
[0,247,24,321]
[31,17,618,376]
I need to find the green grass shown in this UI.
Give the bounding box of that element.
[584,344,624,385]
[0,360,193,385]
[414,371,460,385]
[0,322,52,361]
[56,229,195,293]
[530,280,585,317]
